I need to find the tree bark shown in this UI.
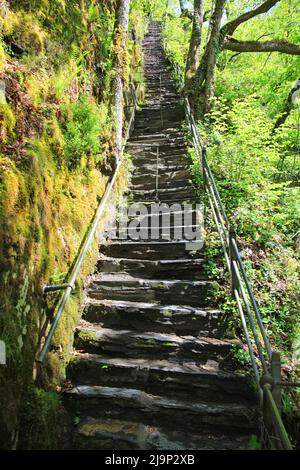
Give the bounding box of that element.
[223,38,300,55]
[185,0,204,84]
[113,0,131,162]
[273,78,300,130]
[193,0,226,115]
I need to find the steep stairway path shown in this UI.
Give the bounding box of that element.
[64,21,258,450]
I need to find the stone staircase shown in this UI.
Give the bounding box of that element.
[64,21,258,450]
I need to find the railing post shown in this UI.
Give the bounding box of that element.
[271,350,282,416]
[262,383,276,449]
[202,147,207,192]
[229,227,239,295]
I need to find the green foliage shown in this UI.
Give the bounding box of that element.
[248,434,262,450]
[231,345,251,366]
[162,2,300,424]
[60,96,102,169]
[18,386,60,450]
[0,103,16,143]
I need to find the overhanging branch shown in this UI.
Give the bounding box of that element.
[224,38,300,55]
[221,0,281,37]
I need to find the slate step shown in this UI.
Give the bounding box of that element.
[64,385,257,434]
[130,186,196,203]
[109,226,203,242]
[86,273,212,306]
[82,299,225,335]
[100,240,204,260]
[67,354,254,404]
[131,170,191,189]
[131,179,192,191]
[74,325,236,362]
[96,256,206,280]
[132,163,190,175]
[72,416,254,450]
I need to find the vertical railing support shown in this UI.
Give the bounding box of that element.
[202,147,207,189]
[229,227,239,295]
[271,350,282,415]
[262,383,276,449]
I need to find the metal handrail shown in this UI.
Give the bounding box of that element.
[184,95,293,450]
[36,84,138,363]
[160,35,293,449]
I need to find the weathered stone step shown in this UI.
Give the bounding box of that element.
[131,152,188,164]
[131,169,190,185]
[100,240,204,260]
[109,225,203,242]
[74,325,235,362]
[132,178,191,191]
[129,136,185,146]
[127,140,186,150]
[132,130,184,140]
[135,106,184,119]
[96,256,206,280]
[67,354,254,405]
[82,299,225,335]
[64,385,257,434]
[72,416,253,450]
[130,185,196,201]
[86,273,212,307]
[134,121,183,132]
[125,208,200,228]
[132,163,190,175]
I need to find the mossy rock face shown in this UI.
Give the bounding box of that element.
[0,0,146,450]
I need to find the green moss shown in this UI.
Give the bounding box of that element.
[0,0,143,450]
[0,41,6,71]
[77,330,97,343]
[18,386,60,450]
[2,11,47,55]
[0,104,16,143]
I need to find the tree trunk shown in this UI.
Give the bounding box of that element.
[192,0,226,116]
[185,0,204,85]
[113,0,131,162]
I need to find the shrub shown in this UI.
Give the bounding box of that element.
[61,96,101,169]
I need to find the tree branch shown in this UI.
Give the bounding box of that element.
[224,38,300,55]
[179,0,210,21]
[221,0,281,37]
[179,0,193,19]
[273,78,300,130]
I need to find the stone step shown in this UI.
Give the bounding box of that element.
[132,163,190,175]
[109,226,203,242]
[72,416,254,450]
[134,122,183,132]
[128,144,187,156]
[100,240,204,260]
[131,129,184,139]
[131,149,188,160]
[124,207,200,226]
[74,325,236,362]
[95,257,206,280]
[135,106,184,119]
[86,273,212,307]
[67,354,254,404]
[131,191,197,204]
[63,385,257,434]
[131,169,191,185]
[131,178,192,191]
[82,299,225,336]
